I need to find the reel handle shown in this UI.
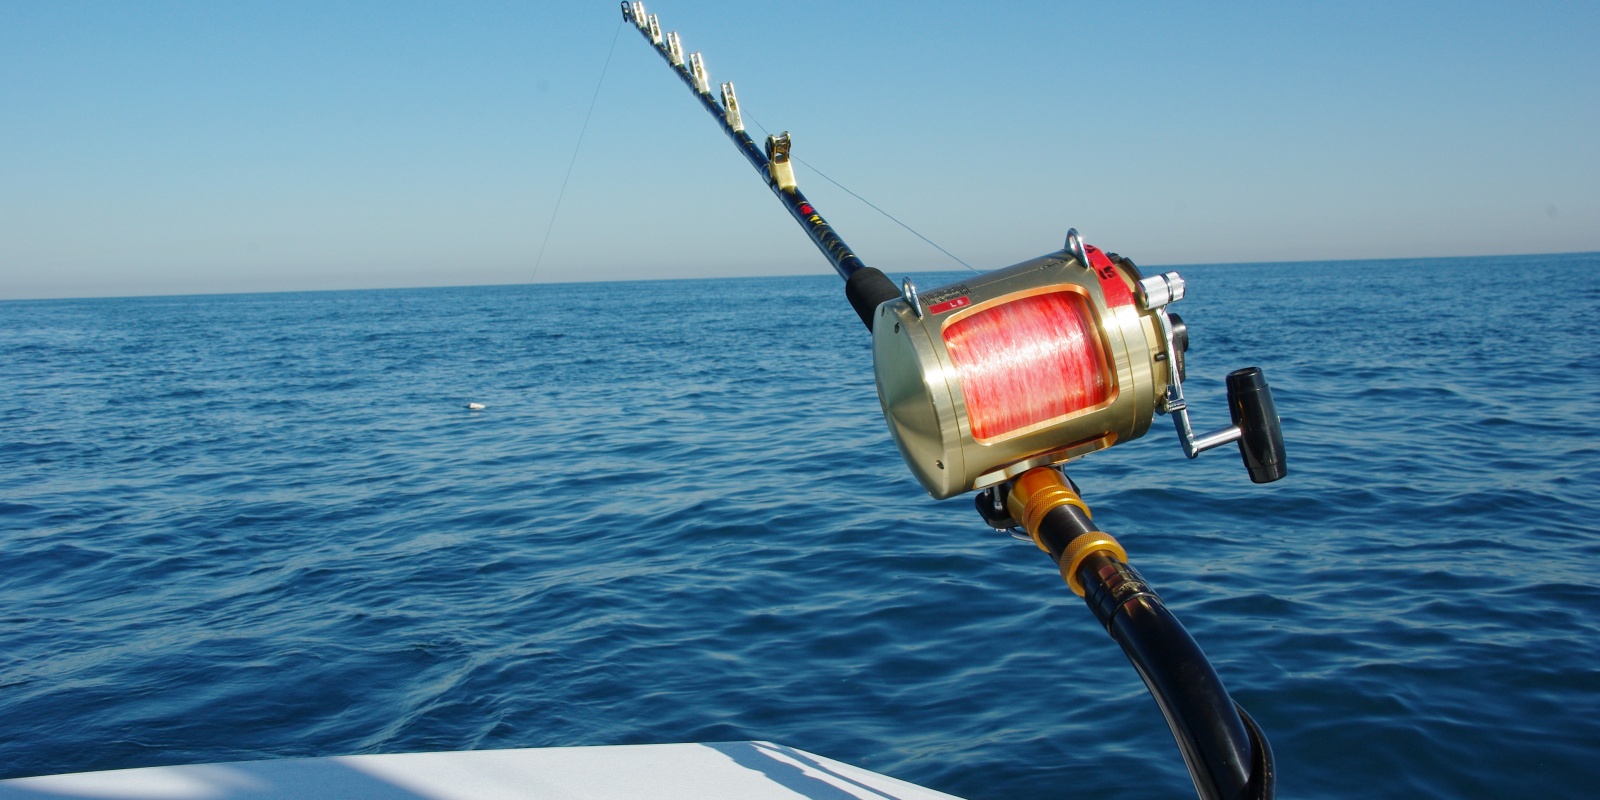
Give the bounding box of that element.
[1226,368,1286,484]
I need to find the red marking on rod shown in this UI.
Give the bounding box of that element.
[928,295,971,315]
[798,204,814,215]
[1084,245,1133,308]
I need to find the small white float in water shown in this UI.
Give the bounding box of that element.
[466,403,486,411]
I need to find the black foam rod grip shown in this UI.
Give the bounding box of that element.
[845,267,901,331]
[1226,367,1287,483]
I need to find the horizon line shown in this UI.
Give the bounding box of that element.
[5,248,1596,303]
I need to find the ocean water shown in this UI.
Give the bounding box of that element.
[2,253,1598,799]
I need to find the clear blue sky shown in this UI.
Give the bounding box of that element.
[2,1,1595,299]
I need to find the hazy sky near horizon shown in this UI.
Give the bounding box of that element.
[2,0,1596,300]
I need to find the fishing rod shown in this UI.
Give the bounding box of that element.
[622,5,1284,798]
[616,3,898,328]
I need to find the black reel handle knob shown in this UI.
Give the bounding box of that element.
[1226,367,1287,483]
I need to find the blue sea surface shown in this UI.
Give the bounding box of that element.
[2,253,1598,798]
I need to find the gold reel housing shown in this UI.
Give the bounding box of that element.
[871,243,1172,499]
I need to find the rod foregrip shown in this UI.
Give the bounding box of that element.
[845,268,900,330]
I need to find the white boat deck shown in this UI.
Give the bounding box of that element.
[0,741,965,800]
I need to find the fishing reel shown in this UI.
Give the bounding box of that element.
[871,230,1285,500]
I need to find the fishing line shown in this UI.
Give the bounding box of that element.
[530,16,625,284]
[746,113,980,274]
[942,291,1110,441]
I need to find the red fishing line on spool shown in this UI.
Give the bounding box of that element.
[942,292,1110,442]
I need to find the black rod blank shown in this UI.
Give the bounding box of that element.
[1033,502,1275,799]
[1076,550,1273,799]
